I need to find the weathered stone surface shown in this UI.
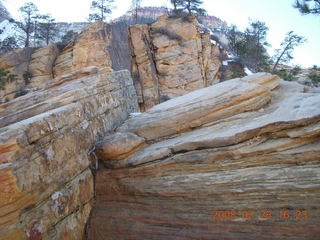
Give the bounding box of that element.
[87,73,320,239]
[130,15,224,111]
[0,45,62,102]
[0,69,138,239]
[29,44,60,88]
[0,48,35,101]
[96,132,145,164]
[53,21,131,78]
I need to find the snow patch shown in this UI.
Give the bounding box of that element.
[51,191,63,201]
[244,67,253,75]
[227,52,236,59]
[0,20,16,41]
[130,112,142,117]
[210,39,217,45]
[222,60,228,66]
[198,23,214,36]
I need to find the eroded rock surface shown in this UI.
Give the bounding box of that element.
[0,48,35,101]
[0,21,131,104]
[130,15,224,111]
[87,73,320,239]
[0,69,138,239]
[53,21,131,77]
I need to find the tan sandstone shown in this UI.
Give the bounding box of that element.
[87,73,320,239]
[0,68,138,240]
[130,15,224,111]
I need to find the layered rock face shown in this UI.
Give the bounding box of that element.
[1,17,225,111]
[130,15,224,111]
[87,73,320,239]
[0,21,131,103]
[0,69,138,239]
[0,48,35,101]
[53,21,131,77]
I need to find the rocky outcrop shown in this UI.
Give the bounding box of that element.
[53,21,131,77]
[29,44,61,87]
[130,15,224,111]
[0,69,138,239]
[1,17,228,110]
[0,48,35,101]
[0,21,131,103]
[87,73,320,239]
[0,45,62,102]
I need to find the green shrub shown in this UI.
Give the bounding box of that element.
[291,65,302,76]
[273,67,300,82]
[0,69,18,90]
[23,71,32,84]
[308,71,320,84]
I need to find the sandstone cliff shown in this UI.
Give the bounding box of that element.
[0,21,131,103]
[53,21,131,77]
[1,16,228,111]
[0,68,138,239]
[1,17,319,240]
[130,15,224,111]
[87,73,320,239]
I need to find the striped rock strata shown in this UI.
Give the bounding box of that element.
[0,69,138,240]
[88,73,320,240]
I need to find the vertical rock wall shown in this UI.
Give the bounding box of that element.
[130,15,223,111]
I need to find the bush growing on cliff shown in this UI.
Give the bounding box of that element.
[23,71,32,85]
[0,69,17,90]
[272,66,301,81]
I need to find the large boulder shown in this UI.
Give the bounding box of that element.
[87,73,320,239]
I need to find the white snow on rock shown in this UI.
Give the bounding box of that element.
[244,67,253,75]
[51,191,63,201]
[0,19,16,41]
[227,52,235,59]
[210,39,217,45]
[130,112,142,117]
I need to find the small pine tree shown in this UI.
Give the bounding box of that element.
[15,2,40,47]
[169,0,184,14]
[272,31,306,71]
[0,37,18,54]
[231,20,270,72]
[131,0,142,24]
[88,0,115,22]
[61,30,79,44]
[182,0,206,16]
[227,25,239,54]
[36,14,58,45]
[294,0,320,16]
